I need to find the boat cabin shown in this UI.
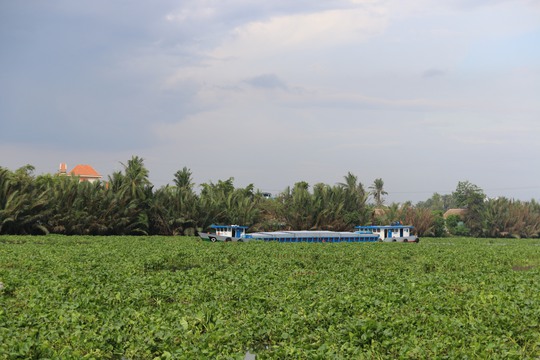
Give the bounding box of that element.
[355,222,414,241]
[210,224,248,239]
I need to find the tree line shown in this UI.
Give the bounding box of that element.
[1,156,539,238]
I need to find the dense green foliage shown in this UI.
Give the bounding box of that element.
[2,159,540,237]
[1,236,540,358]
[414,182,540,238]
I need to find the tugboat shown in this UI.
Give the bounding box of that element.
[355,222,419,242]
[198,225,249,242]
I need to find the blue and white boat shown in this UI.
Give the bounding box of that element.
[199,224,417,243]
[199,225,250,242]
[355,222,419,242]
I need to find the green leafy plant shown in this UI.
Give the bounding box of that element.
[1,235,540,358]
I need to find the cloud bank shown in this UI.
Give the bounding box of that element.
[1,0,539,202]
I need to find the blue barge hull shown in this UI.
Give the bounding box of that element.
[245,230,379,243]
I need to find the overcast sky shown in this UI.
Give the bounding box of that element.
[1,0,539,203]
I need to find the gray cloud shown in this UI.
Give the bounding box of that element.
[244,74,287,89]
[422,69,446,78]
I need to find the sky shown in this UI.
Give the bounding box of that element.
[1,0,539,203]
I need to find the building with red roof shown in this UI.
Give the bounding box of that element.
[58,163,102,183]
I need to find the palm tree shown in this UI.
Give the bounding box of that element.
[105,156,154,235]
[278,181,314,230]
[173,167,194,190]
[0,166,49,234]
[146,167,198,235]
[120,156,152,199]
[369,178,388,207]
[339,172,369,227]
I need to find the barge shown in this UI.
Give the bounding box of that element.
[199,223,418,243]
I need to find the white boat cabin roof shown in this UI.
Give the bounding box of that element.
[210,224,249,230]
[356,223,414,231]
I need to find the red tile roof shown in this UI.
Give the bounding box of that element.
[69,164,102,178]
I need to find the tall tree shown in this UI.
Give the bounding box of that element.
[416,192,455,211]
[369,178,388,207]
[452,181,486,237]
[279,181,314,230]
[107,156,154,235]
[173,167,194,190]
[120,156,152,199]
[339,172,369,225]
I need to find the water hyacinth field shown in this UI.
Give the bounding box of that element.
[1,236,540,359]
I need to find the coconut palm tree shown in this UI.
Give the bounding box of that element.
[104,156,153,235]
[173,167,194,190]
[279,181,314,230]
[369,178,388,207]
[339,172,369,227]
